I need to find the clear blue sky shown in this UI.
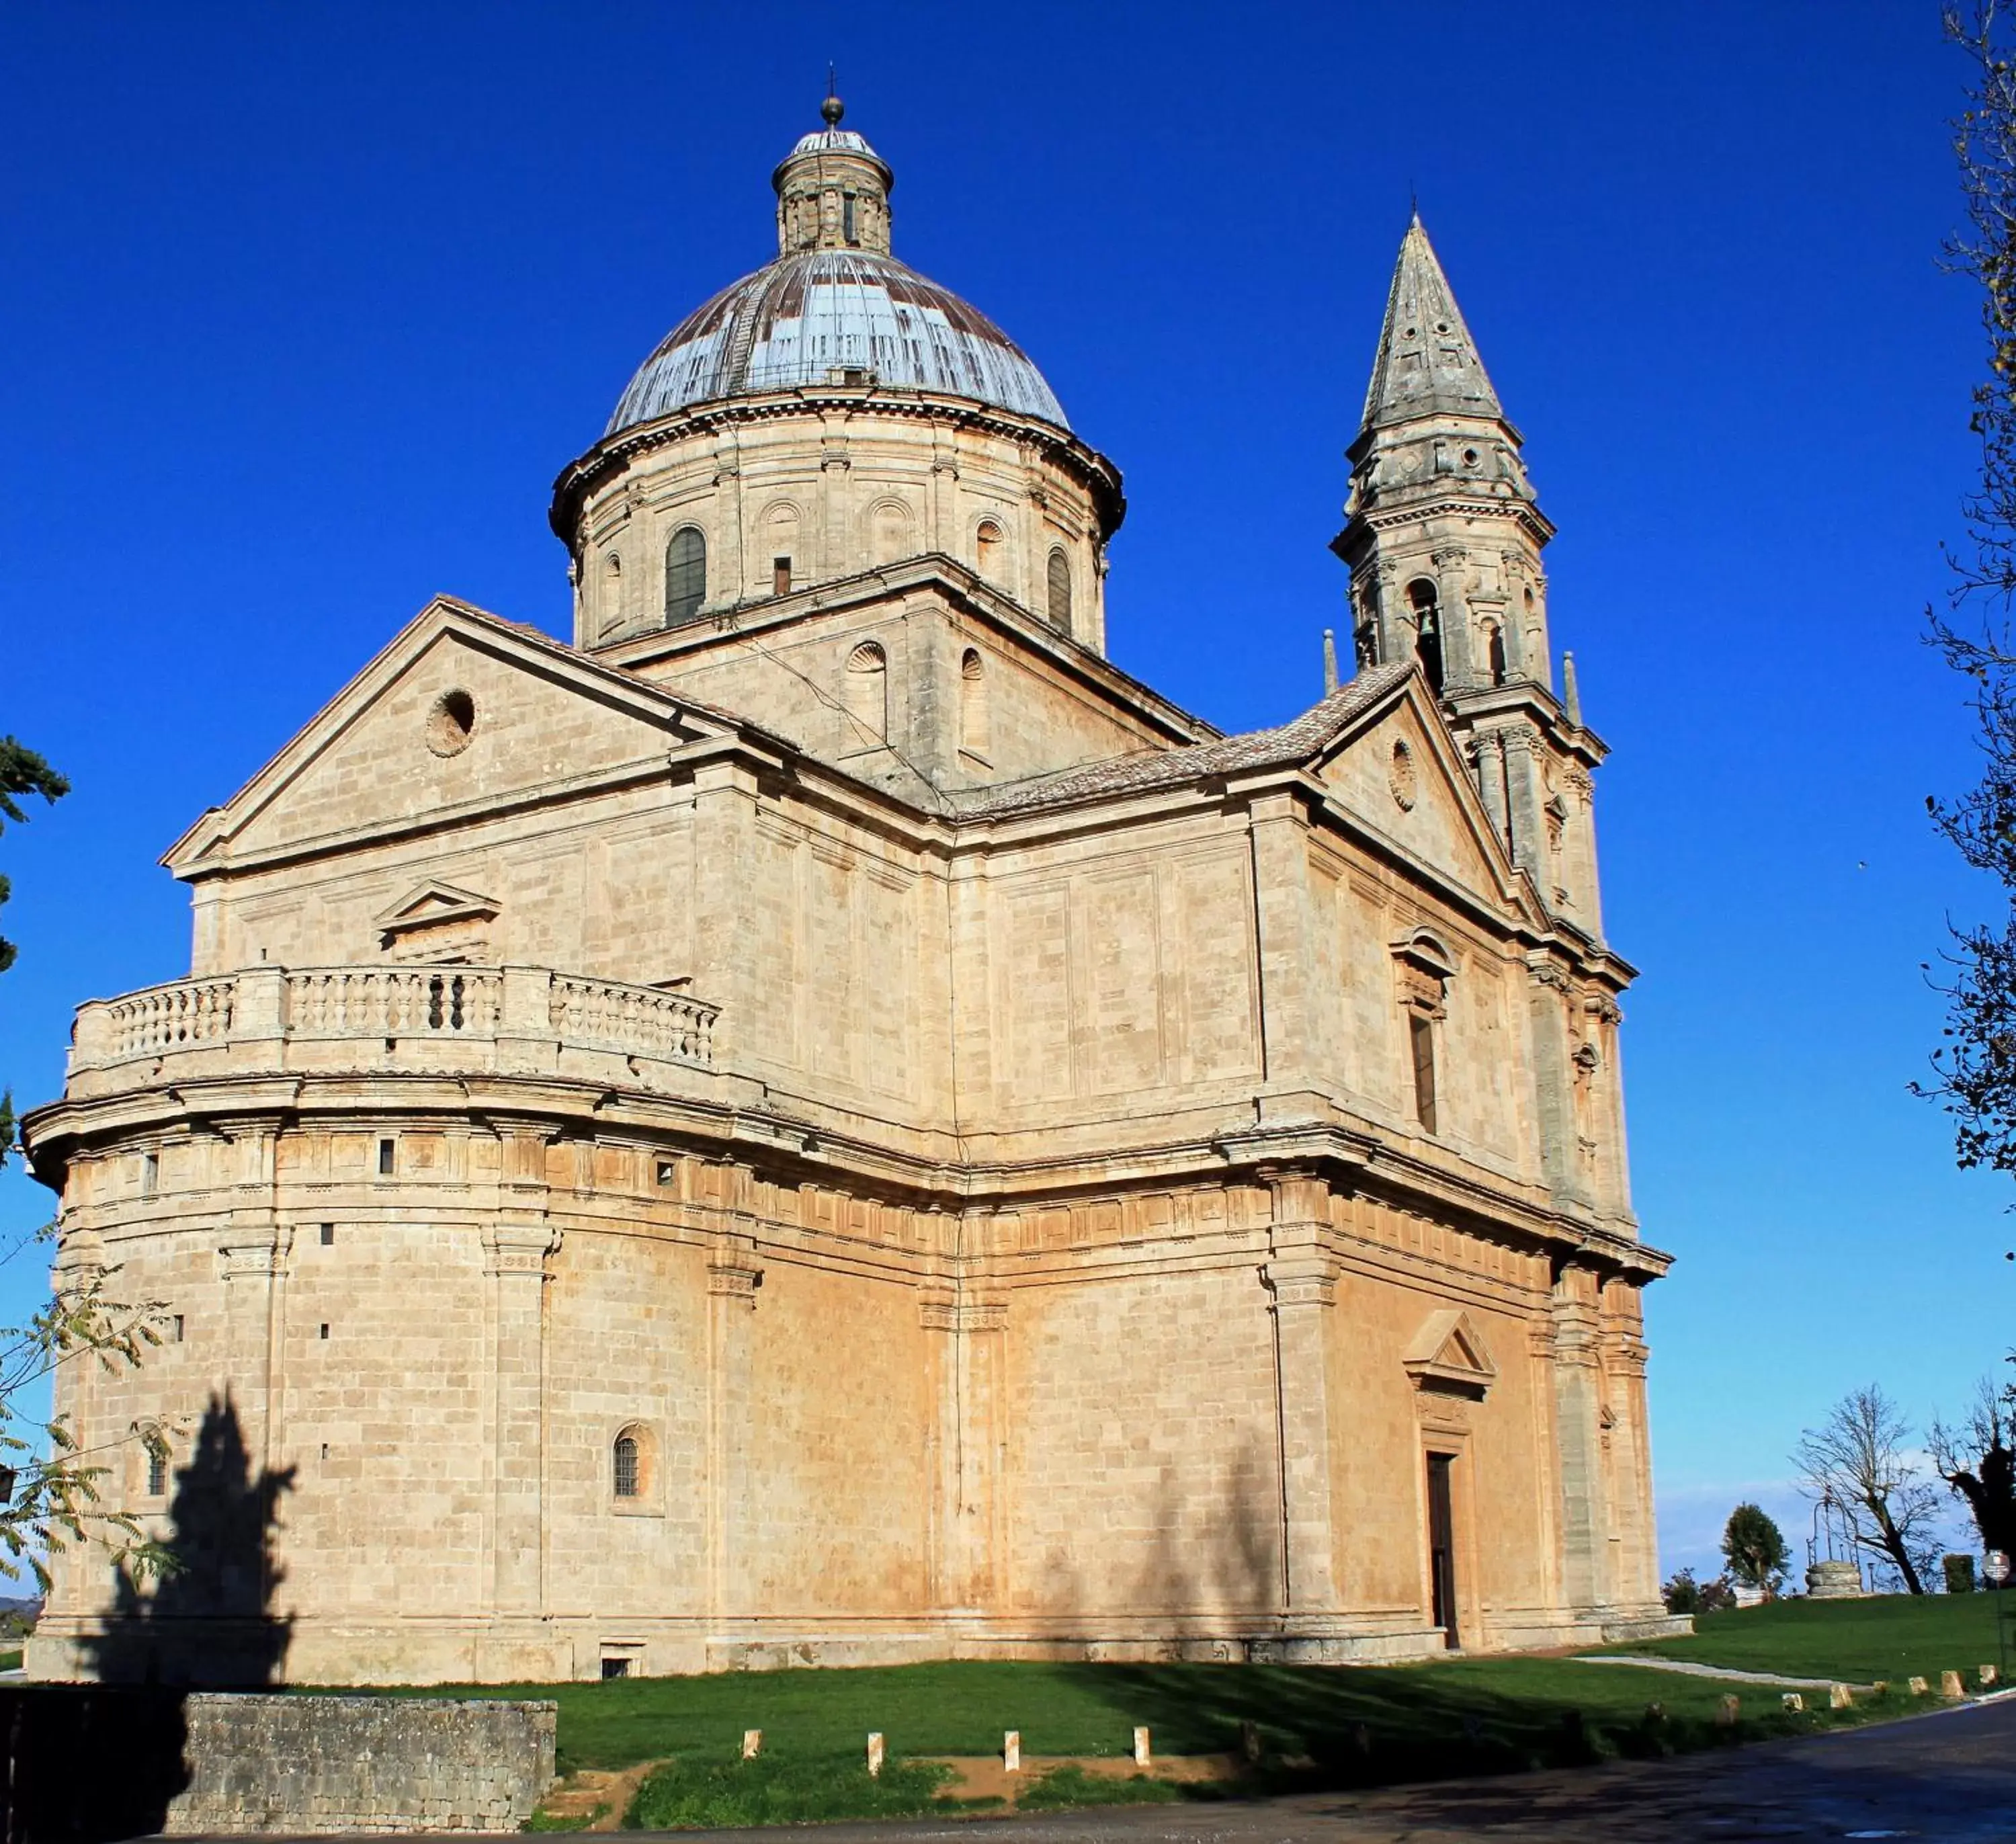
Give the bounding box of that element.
[0,1,2003,1580]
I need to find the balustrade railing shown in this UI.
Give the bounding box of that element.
[71,965,718,1078]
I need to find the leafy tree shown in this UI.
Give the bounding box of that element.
[1661,1566,1735,1616]
[1722,1502,1790,1596]
[1794,1385,1943,1595]
[1929,1358,2016,1557]
[0,734,165,1589]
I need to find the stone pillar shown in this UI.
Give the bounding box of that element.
[218,1117,289,1477]
[1566,767,1605,941]
[1550,1261,1611,1620]
[1524,955,1586,1208]
[1601,1280,1658,1614]
[1500,724,1545,880]
[820,414,851,582]
[1433,548,1472,690]
[40,1226,110,1635]
[713,427,745,611]
[1246,793,1319,1098]
[1262,1172,1340,1622]
[929,429,959,558]
[482,1124,559,1618]
[1468,730,1509,855]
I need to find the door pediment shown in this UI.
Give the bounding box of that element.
[1404,1308,1498,1398]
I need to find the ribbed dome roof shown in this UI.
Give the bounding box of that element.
[605,249,1068,435]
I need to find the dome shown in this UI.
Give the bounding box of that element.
[605,249,1069,435]
[603,97,1068,437]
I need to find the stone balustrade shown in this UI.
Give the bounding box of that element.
[67,964,718,1095]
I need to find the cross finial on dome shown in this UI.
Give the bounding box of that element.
[822,68,844,126]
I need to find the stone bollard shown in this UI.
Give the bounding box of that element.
[1715,1694,1740,1727]
[742,1730,761,1760]
[1941,1671,1966,1700]
[1830,1684,1853,1710]
[1982,1665,2001,1688]
[866,1734,884,1778]
[1872,1680,1890,1695]
[1240,1719,1261,1764]
[1780,1693,1804,1712]
[1004,1732,1020,1774]
[1908,1676,1929,1696]
[1132,1726,1151,1767]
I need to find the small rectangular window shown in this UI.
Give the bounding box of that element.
[600,1657,631,1681]
[655,1160,675,1188]
[319,1323,331,1341]
[377,1138,395,1176]
[141,1152,159,1197]
[171,1314,185,1343]
[1409,1013,1439,1136]
[320,1223,335,1247]
[321,1443,330,1462]
[772,556,792,596]
[843,195,857,244]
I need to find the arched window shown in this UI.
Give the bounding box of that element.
[959,648,989,760]
[1484,620,1507,686]
[975,519,1004,582]
[612,1430,640,1499]
[763,503,801,594]
[1046,547,1073,631]
[843,640,888,745]
[1407,579,1444,694]
[665,527,706,627]
[599,553,623,637]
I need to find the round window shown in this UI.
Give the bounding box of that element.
[1389,739,1418,811]
[426,689,476,757]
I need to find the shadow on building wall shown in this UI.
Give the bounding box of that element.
[0,1393,296,1843]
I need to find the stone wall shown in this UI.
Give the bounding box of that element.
[0,1687,556,1837]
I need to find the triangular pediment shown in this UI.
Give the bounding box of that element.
[163,596,767,875]
[374,880,501,934]
[1308,673,1538,925]
[1403,1308,1498,1396]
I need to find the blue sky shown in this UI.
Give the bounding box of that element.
[0,1,2005,1581]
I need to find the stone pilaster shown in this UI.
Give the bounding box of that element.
[1525,955,1587,1209]
[1601,1280,1658,1613]
[920,1286,1006,1615]
[1263,1171,1340,1621]
[1550,1261,1611,1619]
[705,1224,762,1630]
[218,1117,289,1478]
[482,1124,560,1618]
[1468,730,1509,855]
[1501,723,1545,880]
[1247,792,1319,1093]
[1566,765,1604,941]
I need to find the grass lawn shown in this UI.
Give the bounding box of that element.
[401,1652,1872,1786]
[1609,1591,2016,1686]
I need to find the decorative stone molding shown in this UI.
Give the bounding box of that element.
[480,1222,560,1279]
[219,1228,292,1284]
[1403,1308,1497,1396]
[918,1296,1007,1333]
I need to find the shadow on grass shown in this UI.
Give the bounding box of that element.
[627,1756,954,1829]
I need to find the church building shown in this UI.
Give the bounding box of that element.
[26,99,1680,1684]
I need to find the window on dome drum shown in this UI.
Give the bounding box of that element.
[378,1138,396,1176]
[843,641,888,745]
[773,556,792,596]
[600,552,622,635]
[142,1152,159,1197]
[1409,1013,1439,1136]
[975,519,1003,582]
[1046,547,1073,631]
[665,528,706,627]
[843,195,857,245]
[613,1432,640,1499]
[959,648,989,760]
[1407,579,1444,694]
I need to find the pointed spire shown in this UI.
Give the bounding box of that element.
[1562,650,1583,726]
[1360,214,1503,432]
[1322,628,1340,695]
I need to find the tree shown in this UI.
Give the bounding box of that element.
[1794,1386,1944,1595]
[1722,1502,1790,1597]
[1661,1566,1735,1616]
[1929,1359,2016,1558]
[0,737,69,1155]
[0,734,165,1590]
[1915,5,2016,1179]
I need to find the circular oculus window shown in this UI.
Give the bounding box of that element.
[1389,739,1418,811]
[426,689,476,757]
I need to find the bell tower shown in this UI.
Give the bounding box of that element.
[1333,215,1607,939]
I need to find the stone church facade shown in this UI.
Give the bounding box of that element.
[26,101,1679,1685]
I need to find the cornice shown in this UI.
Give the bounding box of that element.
[550,387,1126,544]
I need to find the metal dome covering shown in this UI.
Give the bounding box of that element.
[605,249,1069,436]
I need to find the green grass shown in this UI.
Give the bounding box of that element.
[625,1755,951,1829]
[0,1650,19,1673]
[1017,1766,1187,1811]
[390,1654,1873,1789]
[1609,1591,2016,1686]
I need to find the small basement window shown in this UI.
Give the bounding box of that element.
[601,1657,632,1681]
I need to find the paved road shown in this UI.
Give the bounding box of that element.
[628,1695,2016,1844]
